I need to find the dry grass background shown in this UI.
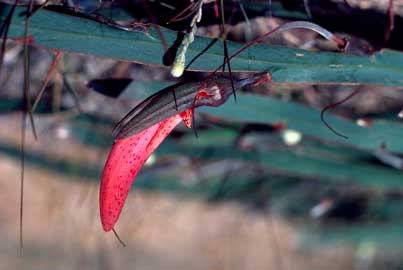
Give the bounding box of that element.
[0,152,355,270]
[0,114,355,269]
[0,113,355,270]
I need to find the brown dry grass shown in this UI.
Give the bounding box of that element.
[0,152,356,270]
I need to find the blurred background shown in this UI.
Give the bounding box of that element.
[1,0,403,269]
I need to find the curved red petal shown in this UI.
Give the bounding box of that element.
[99,113,186,232]
[179,110,193,128]
[100,124,158,231]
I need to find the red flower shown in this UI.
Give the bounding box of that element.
[99,73,269,232]
[100,110,192,232]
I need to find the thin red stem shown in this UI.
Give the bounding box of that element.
[32,51,61,113]
[207,22,347,80]
[385,0,395,42]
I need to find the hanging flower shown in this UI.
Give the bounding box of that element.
[99,72,270,232]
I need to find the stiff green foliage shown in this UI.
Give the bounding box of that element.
[2,5,403,86]
[1,1,403,252]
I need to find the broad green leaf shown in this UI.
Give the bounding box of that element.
[199,93,403,153]
[158,137,403,190]
[2,4,403,87]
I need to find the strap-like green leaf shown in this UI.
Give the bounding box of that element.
[2,4,403,87]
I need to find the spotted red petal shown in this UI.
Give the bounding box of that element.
[100,113,184,231]
[179,109,193,128]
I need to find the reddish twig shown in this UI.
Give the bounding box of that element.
[207,21,347,80]
[384,0,395,43]
[31,50,61,112]
[320,89,360,139]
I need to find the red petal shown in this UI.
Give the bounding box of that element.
[99,114,184,232]
[179,110,193,128]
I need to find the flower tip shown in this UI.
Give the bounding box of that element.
[171,62,185,78]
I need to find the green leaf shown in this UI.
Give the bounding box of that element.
[2,4,403,87]
[158,136,403,190]
[199,93,403,153]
